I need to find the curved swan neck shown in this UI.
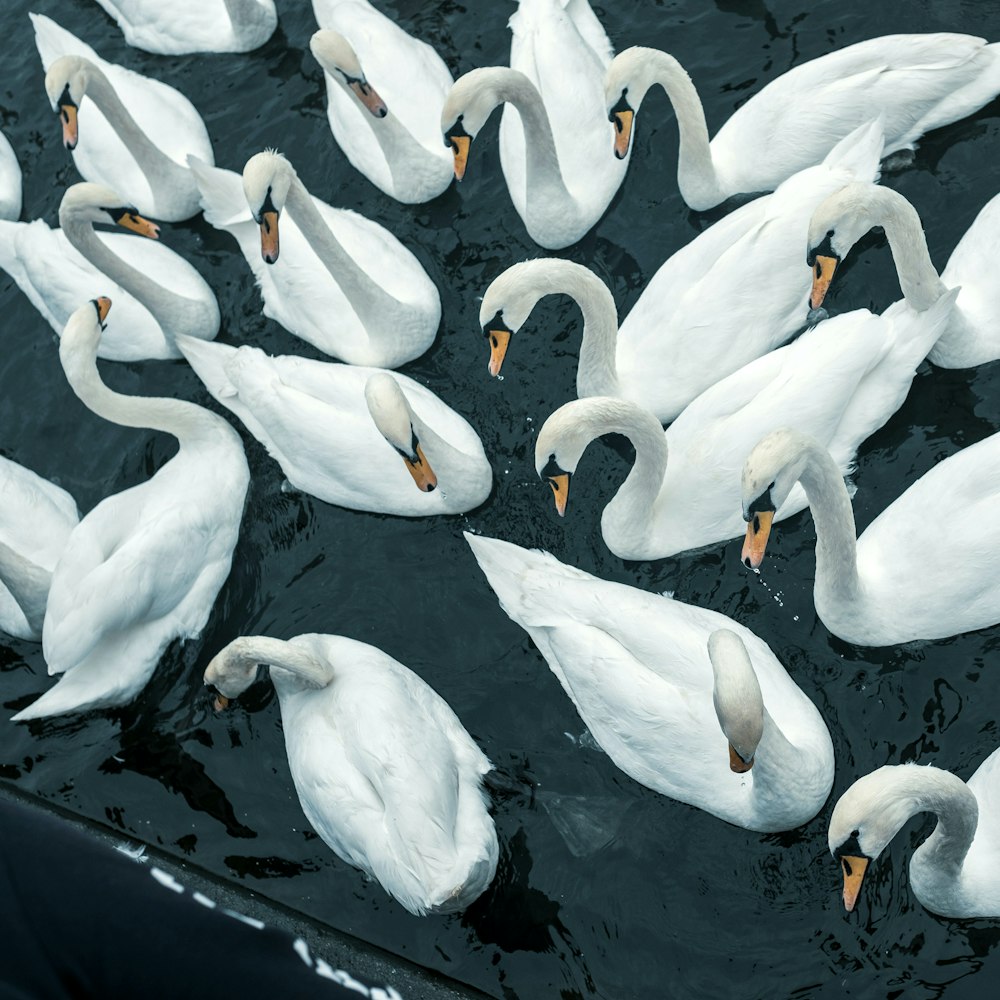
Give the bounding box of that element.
[60,335,219,443]
[554,263,620,399]
[864,187,949,311]
[228,635,333,690]
[60,215,207,341]
[613,48,722,210]
[795,439,862,606]
[573,399,667,540]
[283,172,398,326]
[79,64,190,192]
[0,541,50,637]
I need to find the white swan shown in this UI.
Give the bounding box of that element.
[0,128,21,220]
[12,299,249,722]
[808,181,1000,368]
[0,183,219,361]
[440,0,627,249]
[829,751,1000,917]
[466,533,833,832]
[204,632,498,915]
[32,13,214,221]
[90,0,277,55]
[0,458,79,641]
[531,287,954,560]
[188,150,440,368]
[178,337,491,515]
[606,34,1000,211]
[309,9,453,203]
[741,427,1000,646]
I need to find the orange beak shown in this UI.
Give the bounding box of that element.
[115,210,160,239]
[213,693,230,711]
[95,296,112,324]
[487,326,512,377]
[260,210,279,264]
[349,79,388,118]
[741,509,774,569]
[449,134,471,181]
[810,254,838,310]
[547,472,570,516]
[403,443,437,492]
[729,744,754,773]
[840,855,869,912]
[60,101,78,150]
[612,108,634,159]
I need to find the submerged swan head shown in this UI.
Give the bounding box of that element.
[707,630,764,773]
[806,181,882,309]
[203,636,263,709]
[364,374,437,492]
[441,67,532,181]
[310,30,388,118]
[59,182,161,237]
[740,428,812,568]
[243,150,294,264]
[44,55,93,150]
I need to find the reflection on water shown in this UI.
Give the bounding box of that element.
[2,0,1000,996]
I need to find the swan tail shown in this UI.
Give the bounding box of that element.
[30,12,99,70]
[464,531,592,628]
[821,117,885,184]
[186,157,252,229]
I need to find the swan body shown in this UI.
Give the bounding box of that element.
[741,428,1000,646]
[829,751,1000,917]
[0,129,21,220]
[91,0,277,55]
[607,34,1000,210]
[32,14,214,221]
[441,0,627,248]
[0,458,79,641]
[808,181,1000,368]
[178,337,491,515]
[12,300,248,722]
[531,287,954,560]
[480,120,883,420]
[0,183,219,361]
[309,6,453,203]
[204,633,498,915]
[466,533,833,832]
[188,152,440,368]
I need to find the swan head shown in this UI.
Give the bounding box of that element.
[534,399,596,517]
[310,30,388,118]
[740,428,813,569]
[442,68,526,182]
[203,637,265,710]
[59,183,161,238]
[605,49,654,160]
[243,150,294,265]
[61,297,112,359]
[806,182,882,310]
[364,374,438,492]
[478,260,548,378]
[44,55,92,151]
[707,630,764,773]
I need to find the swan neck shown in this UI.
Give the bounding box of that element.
[567,269,621,399]
[500,74,574,206]
[61,217,198,342]
[82,66,188,190]
[622,49,722,209]
[916,777,979,875]
[0,540,50,637]
[234,636,334,690]
[60,338,217,443]
[284,174,397,324]
[797,440,861,605]
[876,188,949,311]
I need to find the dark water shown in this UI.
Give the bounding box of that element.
[2,0,1000,996]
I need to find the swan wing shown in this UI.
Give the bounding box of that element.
[0,129,21,221]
